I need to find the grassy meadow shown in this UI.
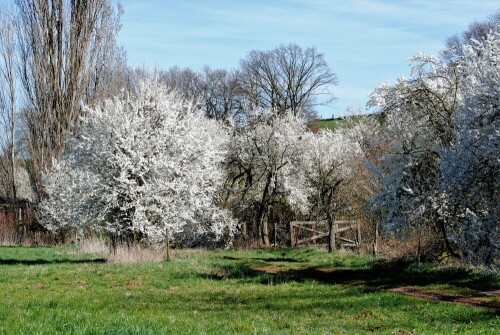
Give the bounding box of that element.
[0,246,498,334]
[309,115,377,131]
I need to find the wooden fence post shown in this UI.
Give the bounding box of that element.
[357,220,362,253]
[312,223,316,244]
[274,222,277,249]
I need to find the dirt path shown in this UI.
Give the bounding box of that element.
[252,265,500,312]
[388,287,500,312]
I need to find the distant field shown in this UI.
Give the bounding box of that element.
[312,118,341,130]
[0,246,498,334]
[309,113,383,131]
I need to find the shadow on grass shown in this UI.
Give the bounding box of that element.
[204,258,499,312]
[284,262,498,291]
[0,258,107,265]
[220,255,302,263]
[211,259,496,288]
[202,260,299,286]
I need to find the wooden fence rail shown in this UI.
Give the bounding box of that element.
[289,220,361,249]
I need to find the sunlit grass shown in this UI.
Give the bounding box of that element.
[0,246,497,334]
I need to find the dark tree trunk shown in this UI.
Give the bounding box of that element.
[437,219,460,259]
[372,219,379,257]
[260,211,270,247]
[327,213,336,253]
[165,229,171,261]
[273,221,277,249]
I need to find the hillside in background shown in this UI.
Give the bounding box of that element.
[308,112,386,131]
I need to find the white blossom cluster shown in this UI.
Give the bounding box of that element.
[37,34,499,267]
[369,32,499,267]
[223,109,361,247]
[40,80,237,243]
[226,110,307,211]
[440,33,500,265]
[287,129,362,215]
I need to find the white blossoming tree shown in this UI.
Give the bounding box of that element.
[40,80,237,254]
[288,129,361,252]
[224,110,306,246]
[440,32,500,267]
[368,51,464,258]
[368,27,499,266]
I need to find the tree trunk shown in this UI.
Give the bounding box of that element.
[241,221,247,237]
[256,171,275,248]
[372,219,379,257]
[437,219,460,259]
[356,220,362,254]
[109,234,117,256]
[256,216,262,247]
[9,92,16,226]
[165,229,171,261]
[328,215,336,253]
[417,230,421,264]
[261,212,270,247]
[273,221,277,249]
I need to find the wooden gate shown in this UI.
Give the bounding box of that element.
[289,220,361,249]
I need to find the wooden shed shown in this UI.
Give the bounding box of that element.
[0,165,48,244]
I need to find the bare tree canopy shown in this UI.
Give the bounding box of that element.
[239,43,337,119]
[160,66,201,101]
[0,5,18,206]
[198,66,243,121]
[15,0,124,197]
[160,66,243,121]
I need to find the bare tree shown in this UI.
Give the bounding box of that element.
[160,66,202,101]
[159,43,339,123]
[0,5,18,208]
[160,66,245,122]
[239,43,337,119]
[16,0,124,197]
[86,3,126,104]
[198,67,243,121]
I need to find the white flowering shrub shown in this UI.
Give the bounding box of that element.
[369,31,499,266]
[224,110,306,246]
[440,33,500,266]
[40,80,237,245]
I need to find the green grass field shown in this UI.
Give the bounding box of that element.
[310,118,344,130]
[309,113,385,131]
[0,246,498,334]
[309,116,369,131]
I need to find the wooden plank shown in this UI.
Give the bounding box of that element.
[334,220,359,225]
[295,234,328,245]
[336,226,353,233]
[290,221,327,225]
[341,243,357,248]
[296,233,329,245]
[294,226,324,235]
[290,220,357,228]
[290,220,358,225]
[338,237,356,244]
[289,219,360,248]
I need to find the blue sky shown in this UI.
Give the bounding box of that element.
[116,0,498,118]
[1,0,495,118]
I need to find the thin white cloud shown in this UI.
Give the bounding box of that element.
[117,0,498,115]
